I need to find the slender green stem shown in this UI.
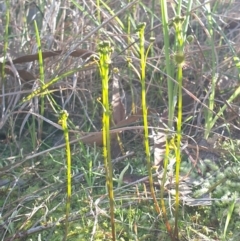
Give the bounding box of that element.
[137,22,161,215]
[1,0,9,78]
[100,0,124,29]
[127,0,135,113]
[1,0,10,114]
[160,138,173,237]
[183,1,193,43]
[171,16,185,239]
[96,0,101,22]
[98,41,115,241]
[34,20,45,139]
[160,0,174,129]
[34,20,45,85]
[204,3,217,138]
[150,0,155,57]
[21,61,95,103]
[59,110,71,241]
[176,0,182,15]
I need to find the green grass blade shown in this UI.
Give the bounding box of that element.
[1,0,10,114]
[223,193,236,239]
[204,2,218,138]
[160,0,174,129]
[33,20,45,139]
[33,20,45,85]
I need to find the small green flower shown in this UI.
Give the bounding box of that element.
[174,51,185,65]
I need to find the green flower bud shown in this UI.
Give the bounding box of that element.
[186,35,194,43]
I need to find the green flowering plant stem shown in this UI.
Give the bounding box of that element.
[58,110,71,241]
[137,22,161,216]
[170,15,185,239]
[160,137,173,238]
[98,41,116,241]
